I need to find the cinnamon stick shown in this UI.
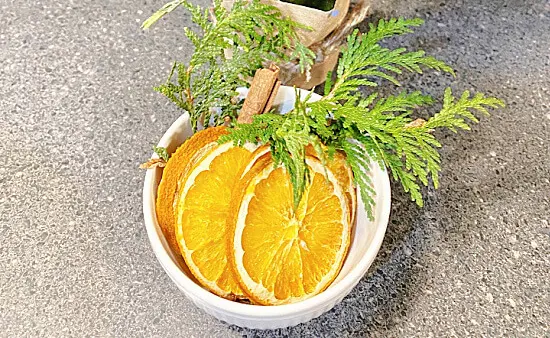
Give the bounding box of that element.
[237,64,281,124]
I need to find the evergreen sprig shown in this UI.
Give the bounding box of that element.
[222,18,504,218]
[143,0,314,131]
[153,145,170,162]
[145,1,504,218]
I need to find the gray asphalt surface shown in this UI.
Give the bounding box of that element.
[1,0,549,336]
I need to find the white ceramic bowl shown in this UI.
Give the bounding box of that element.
[142,86,391,329]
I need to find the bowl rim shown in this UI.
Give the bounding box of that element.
[142,89,391,319]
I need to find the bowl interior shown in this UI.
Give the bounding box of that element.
[143,86,390,312]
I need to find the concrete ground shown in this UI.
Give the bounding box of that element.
[1,0,549,336]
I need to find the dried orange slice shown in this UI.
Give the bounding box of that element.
[173,141,269,298]
[156,127,228,259]
[229,156,351,305]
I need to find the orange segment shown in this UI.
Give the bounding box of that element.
[174,142,257,297]
[230,156,351,305]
